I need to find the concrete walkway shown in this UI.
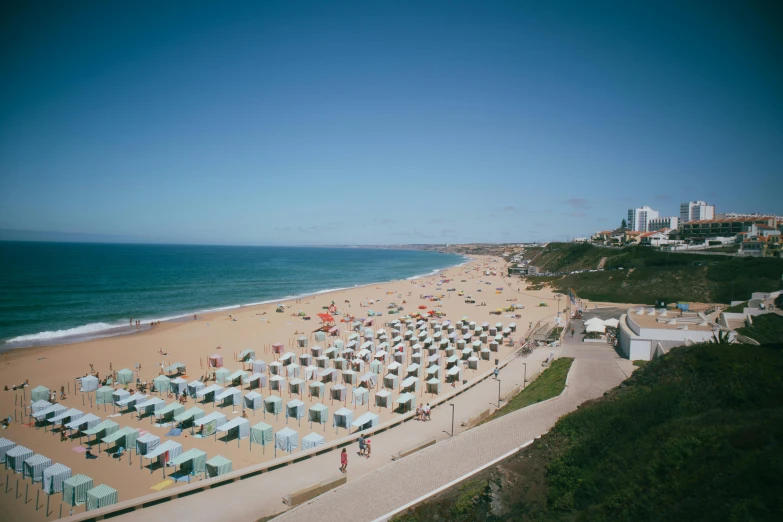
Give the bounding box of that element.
[276,345,626,521]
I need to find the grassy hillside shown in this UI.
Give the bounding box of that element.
[393,343,783,522]
[737,313,783,345]
[521,243,783,304]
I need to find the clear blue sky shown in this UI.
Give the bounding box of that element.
[1,1,781,245]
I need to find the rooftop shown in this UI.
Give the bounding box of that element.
[628,308,716,332]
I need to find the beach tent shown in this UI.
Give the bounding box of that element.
[286,399,306,423]
[333,408,353,430]
[164,362,186,376]
[406,363,421,378]
[174,406,205,428]
[228,369,248,386]
[281,352,297,365]
[331,384,347,402]
[117,369,134,385]
[250,422,273,450]
[42,463,71,495]
[411,353,423,366]
[502,328,511,337]
[461,347,473,360]
[208,355,223,368]
[351,412,379,432]
[299,354,313,367]
[5,445,33,473]
[275,427,298,453]
[394,392,416,413]
[334,339,345,351]
[308,404,328,426]
[214,368,231,385]
[30,400,52,415]
[264,396,283,416]
[383,374,399,390]
[319,368,337,383]
[117,393,147,410]
[153,375,171,394]
[33,403,66,423]
[297,336,308,348]
[309,381,325,398]
[96,386,114,405]
[135,397,165,417]
[188,380,206,397]
[316,355,329,369]
[217,417,250,441]
[102,427,139,453]
[401,376,419,393]
[135,433,160,455]
[80,376,99,392]
[304,365,319,380]
[468,356,479,370]
[301,432,325,451]
[49,408,84,428]
[196,384,223,404]
[387,361,401,375]
[489,341,499,352]
[31,385,50,402]
[447,366,462,382]
[170,377,188,395]
[360,372,377,388]
[171,449,207,477]
[238,349,255,362]
[243,372,267,390]
[446,355,460,368]
[426,378,442,394]
[310,346,323,358]
[288,378,305,395]
[375,389,393,408]
[112,389,130,404]
[86,485,118,511]
[215,387,241,408]
[269,361,283,375]
[427,353,440,366]
[342,369,357,385]
[426,365,440,378]
[143,440,183,468]
[244,391,263,411]
[603,318,620,328]
[481,348,491,360]
[352,387,370,406]
[269,375,286,391]
[65,413,101,432]
[155,402,185,423]
[63,474,94,506]
[324,347,337,359]
[84,420,119,443]
[206,456,232,478]
[370,360,383,374]
[194,412,227,436]
[251,360,267,374]
[272,342,285,354]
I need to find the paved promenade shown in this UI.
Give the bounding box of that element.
[276,351,626,521]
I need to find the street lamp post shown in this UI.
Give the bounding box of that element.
[449,403,455,437]
[497,379,501,408]
[523,363,527,390]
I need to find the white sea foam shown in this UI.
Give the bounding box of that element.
[6,322,123,344]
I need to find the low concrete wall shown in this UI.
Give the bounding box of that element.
[392,437,437,461]
[283,475,347,507]
[461,408,492,428]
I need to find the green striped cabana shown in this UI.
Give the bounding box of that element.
[102,427,139,454]
[153,375,171,394]
[6,445,33,473]
[116,369,134,385]
[0,438,16,461]
[205,455,232,478]
[96,386,115,405]
[83,420,119,445]
[154,402,185,423]
[63,474,94,507]
[174,406,205,428]
[238,349,255,362]
[23,454,52,483]
[31,385,50,402]
[250,422,273,452]
[135,433,160,455]
[214,368,231,385]
[86,484,118,511]
[308,404,328,427]
[171,448,207,476]
[42,464,71,495]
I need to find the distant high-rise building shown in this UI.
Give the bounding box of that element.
[680,201,715,222]
[627,206,660,232]
[648,216,679,232]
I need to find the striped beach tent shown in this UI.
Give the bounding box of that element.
[6,445,33,473]
[308,404,328,426]
[197,384,223,404]
[96,386,114,404]
[243,372,267,390]
[214,368,231,384]
[174,406,205,428]
[351,412,379,432]
[188,380,206,397]
[65,413,101,431]
[238,349,255,362]
[244,391,263,411]
[23,454,52,482]
[171,448,207,476]
[30,399,52,414]
[83,420,119,443]
[154,402,185,423]
[32,403,66,422]
[0,438,15,461]
[251,360,267,374]
[134,397,165,417]
[206,455,232,478]
[216,417,249,441]
[375,389,392,409]
[112,389,130,404]
[193,412,227,436]
[275,427,298,453]
[164,362,186,376]
[309,381,325,398]
[286,400,305,422]
[116,392,146,409]
[31,385,50,402]
[135,433,160,455]
[153,375,171,394]
[80,376,99,392]
[215,387,241,407]
[63,474,93,506]
[170,377,188,395]
[86,484,118,511]
[116,368,134,384]
[250,422,273,450]
[143,440,182,468]
[102,427,139,452]
[42,464,71,495]
[301,432,325,451]
[333,408,353,430]
[49,408,84,427]
[264,396,282,415]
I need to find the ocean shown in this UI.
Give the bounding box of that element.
[0,242,465,349]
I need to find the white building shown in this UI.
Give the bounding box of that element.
[618,308,720,361]
[648,216,679,232]
[680,201,715,223]
[627,206,660,232]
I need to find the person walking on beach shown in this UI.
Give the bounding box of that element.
[494,367,500,379]
[340,448,348,473]
[571,327,575,338]
[358,434,367,456]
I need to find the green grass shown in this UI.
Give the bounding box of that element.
[632,360,647,368]
[526,243,783,304]
[737,313,783,345]
[478,357,573,426]
[725,301,749,313]
[394,343,783,521]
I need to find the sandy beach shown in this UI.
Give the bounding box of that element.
[0,256,564,520]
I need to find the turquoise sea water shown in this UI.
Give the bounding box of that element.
[0,242,464,348]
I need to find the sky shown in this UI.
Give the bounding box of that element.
[1,1,781,245]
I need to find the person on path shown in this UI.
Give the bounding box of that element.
[340,448,348,473]
[494,367,500,379]
[365,438,371,458]
[571,328,575,338]
[358,434,366,456]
